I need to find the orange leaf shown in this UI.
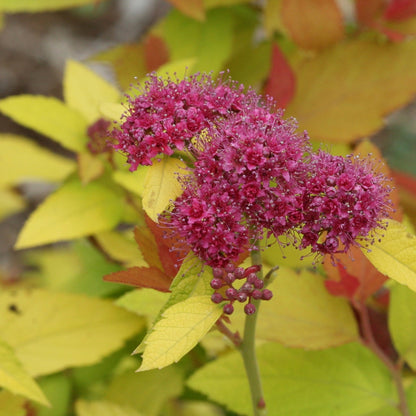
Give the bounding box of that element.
[104,266,172,292]
[165,0,205,21]
[286,37,416,143]
[323,246,388,302]
[264,43,296,108]
[281,0,344,50]
[324,264,360,299]
[355,0,385,25]
[144,35,170,72]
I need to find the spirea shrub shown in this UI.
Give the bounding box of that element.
[112,72,392,316]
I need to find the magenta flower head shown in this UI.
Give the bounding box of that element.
[112,72,257,170]
[299,151,392,256]
[165,105,311,268]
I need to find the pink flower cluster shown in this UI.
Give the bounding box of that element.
[113,73,260,170]
[113,72,391,314]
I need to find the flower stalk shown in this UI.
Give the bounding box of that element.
[240,247,267,416]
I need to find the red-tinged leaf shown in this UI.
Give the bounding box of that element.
[324,264,360,299]
[281,0,344,50]
[355,0,385,25]
[144,35,170,72]
[144,216,188,278]
[323,245,388,302]
[165,0,205,21]
[384,0,416,21]
[134,223,164,271]
[264,43,296,108]
[392,170,416,196]
[104,266,172,292]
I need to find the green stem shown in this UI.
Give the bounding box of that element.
[240,248,267,416]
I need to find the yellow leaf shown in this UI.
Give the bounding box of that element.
[362,220,416,292]
[287,37,416,143]
[0,339,48,405]
[64,60,121,124]
[76,400,143,416]
[151,58,197,80]
[138,296,222,371]
[95,230,147,268]
[15,178,123,249]
[0,96,88,152]
[100,102,125,122]
[0,289,144,377]
[0,0,107,12]
[0,390,26,416]
[232,268,359,348]
[77,152,105,184]
[0,188,25,221]
[112,167,148,198]
[0,134,75,186]
[142,157,186,222]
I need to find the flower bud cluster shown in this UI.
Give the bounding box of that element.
[209,264,272,315]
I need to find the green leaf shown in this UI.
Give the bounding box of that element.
[138,296,222,371]
[0,338,48,405]
[15,178,124,249]
[35,374,72,416]
[142,156,186,222]
[188,342,396,416]
[104,365,183,415]
[0,390,26,416]
[0,134,75,186]
[158,8,234,75]
[0,289,144,377]
[0,0,106,12]
[249,268,359,348]
[64,60,120,123]
[76,400,144,416]
[0,96,88,152]
[389,284,416,370]
[361,220,416,292]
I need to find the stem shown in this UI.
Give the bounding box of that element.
[240,248,267,416]
[353,300,410,416]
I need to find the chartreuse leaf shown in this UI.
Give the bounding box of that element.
[0,96,88,152]
[95,230,147,268]
[286,37,416,143]
[253,268,358,348]
[0,134,75,186]
[104,365,183,415]
[0,0,106,12]
[134,253,212,353]
[407,379,416,416]
[361,220,416,292]
[64,60,120,124]
[142,156,186,222]
[0,289,144,377]
[15,178,124,249]
[0,338,48,405]
[0,390,26,416]
[389,284,416,370]
[116,289,169,324]
[76,400,143,416]
[0,188,25,221]
[188,342,396,416]
[138,296,222,371]
[112,166,148,198]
